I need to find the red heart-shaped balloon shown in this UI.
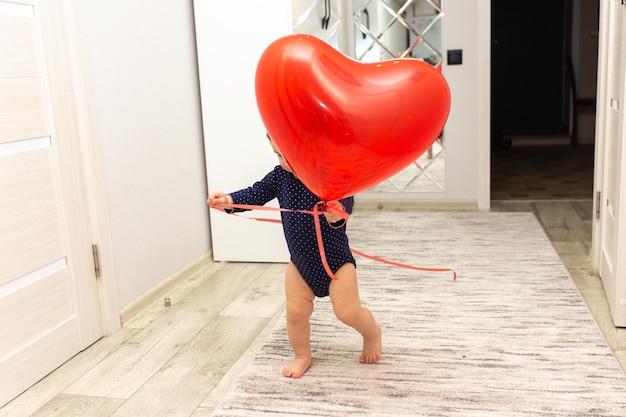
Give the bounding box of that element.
[255,34,451,200]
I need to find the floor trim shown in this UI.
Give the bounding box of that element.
[355,199,477,211]
[119,251,213,325]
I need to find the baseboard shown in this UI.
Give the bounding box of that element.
[354,199,477,212]
[119,251,214,325]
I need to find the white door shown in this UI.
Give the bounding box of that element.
[593,0,626,327]
[0,0,103,405]
[194,0,290,262]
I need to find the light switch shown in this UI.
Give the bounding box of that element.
[447,49,463,65]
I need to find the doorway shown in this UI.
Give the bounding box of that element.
[490,0,598,201]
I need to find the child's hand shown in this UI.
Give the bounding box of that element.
[207,192,232,208]
[324,200,347,225]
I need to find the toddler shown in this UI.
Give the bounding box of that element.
[207,135,381,378]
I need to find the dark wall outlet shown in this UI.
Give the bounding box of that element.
[447,49,463,65]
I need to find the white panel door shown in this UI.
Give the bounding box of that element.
[194,0,290,262]
[594,0,626,326]
[0,0,102,405]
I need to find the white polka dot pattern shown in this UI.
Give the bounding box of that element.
[229,166,355,297]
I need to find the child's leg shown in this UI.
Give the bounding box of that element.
[329,263,382,364]
[283,262,315,378]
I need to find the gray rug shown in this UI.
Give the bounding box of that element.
[211,212,626,416]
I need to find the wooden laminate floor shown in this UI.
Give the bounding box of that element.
[2,201,625,417]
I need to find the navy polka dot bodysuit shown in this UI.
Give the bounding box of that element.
[229,166,355,297]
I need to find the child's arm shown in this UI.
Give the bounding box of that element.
[208,168,279,213]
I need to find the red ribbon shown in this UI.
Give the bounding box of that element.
[211,202,456,281]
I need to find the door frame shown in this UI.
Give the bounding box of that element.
[63,0,121,335]
[476,0,491,210]
[592,0,610,273]
[591,0,626,326]
[42,0,121,335]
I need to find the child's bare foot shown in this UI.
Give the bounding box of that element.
[360,323,382,364]
[282,356,312,378]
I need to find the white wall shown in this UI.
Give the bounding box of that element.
[67,0,489,305]
[441,0,490,205]
[73,0,210,308]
